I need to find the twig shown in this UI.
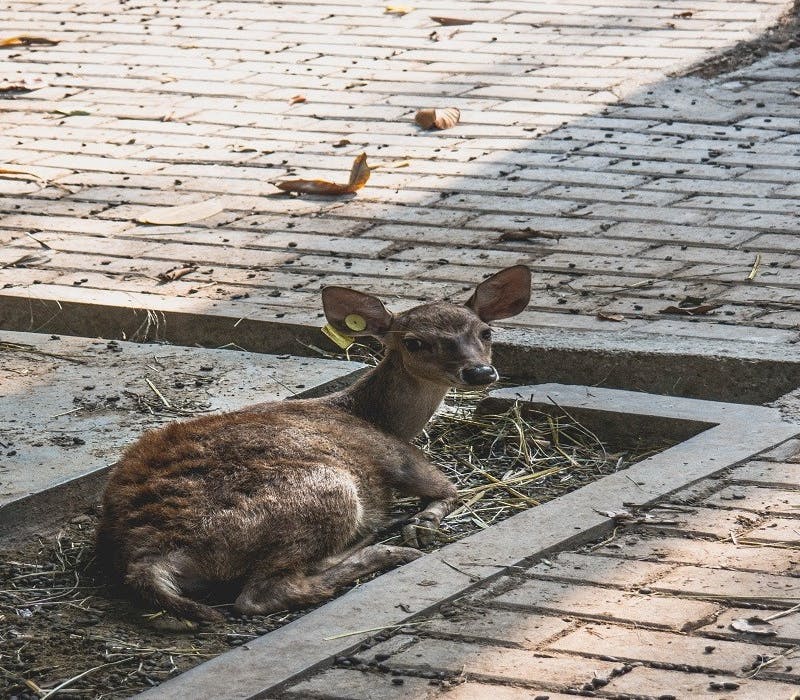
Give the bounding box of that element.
[323,619,428,641]
[144,378,171,409]
[39,657,134,699]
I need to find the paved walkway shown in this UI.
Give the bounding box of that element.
[282,446,800,699]
[1,1,799,352]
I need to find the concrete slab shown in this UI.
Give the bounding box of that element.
[138,383,799,700]
[0,331,362,541]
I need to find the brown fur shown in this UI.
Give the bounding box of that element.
[95,266,531,621]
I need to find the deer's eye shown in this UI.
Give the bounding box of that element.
[480,328,492,341]
[402,337,425,352]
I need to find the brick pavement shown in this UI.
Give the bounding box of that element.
[278,450,800,699]
[0,1,799,347]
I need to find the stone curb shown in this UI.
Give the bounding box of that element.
[137,384,799,699]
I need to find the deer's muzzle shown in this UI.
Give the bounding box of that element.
[461,365,499,386]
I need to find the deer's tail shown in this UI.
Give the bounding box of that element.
[126,557,224,623]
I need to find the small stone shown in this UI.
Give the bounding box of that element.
[391,678,404,686]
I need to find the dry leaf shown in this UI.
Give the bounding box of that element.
[0,77,45,93]
[730,617,776,636]
[430,16,475,26]
[137,199,224,225]
[414,107,460,130]
[672,10,693,18]
[289,94,306,105]
[158,266,197,283]
[658,303,721,316]
[229,144,257,153]
[0,35,59,48]
[498,229,561,242]
[596,311,626,322]
[332,139,351,148]
[385,5,412,15]
[1,253,50,269]
[276,153,370,196]
[51,109,91,117]
[0,166,47,185]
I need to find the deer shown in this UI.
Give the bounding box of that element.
[95,265,531,622]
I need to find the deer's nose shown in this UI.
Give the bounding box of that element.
[461,364,499,386]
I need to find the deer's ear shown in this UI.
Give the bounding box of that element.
[322,286,394,337]
[466,265,531,322]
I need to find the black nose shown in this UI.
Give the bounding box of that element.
[461,365,499,386]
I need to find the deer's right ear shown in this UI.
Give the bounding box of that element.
[322,286,394,337]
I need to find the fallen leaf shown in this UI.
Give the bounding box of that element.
[332,139,351,148]
[1,253,50,269]
[229,144,257,153]
[498,229,561,242]
[158,266,197,283]
[430,16,475,26]
[672,10,693,18]
[51,109,91,117]
[385,5,412,15]
[414,107,460,130]
[289,94,306,105]
[0,166,47,185]
[730,617,776,636]
[0,77,45,93]
[276,153,370,196]
[596,311,626,322]
[0,35,59,48]
[137,199,224,225]
[659,303,721,316]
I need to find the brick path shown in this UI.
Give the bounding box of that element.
[280,447,800,699]
[1,1,798,348]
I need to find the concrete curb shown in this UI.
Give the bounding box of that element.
[138,384,799,700]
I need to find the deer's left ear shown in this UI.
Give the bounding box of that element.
[322,286,394,337]
[466,265,531,322]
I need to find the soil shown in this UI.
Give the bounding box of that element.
[0,397,642,700]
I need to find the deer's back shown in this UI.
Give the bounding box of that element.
[97,400,403,581]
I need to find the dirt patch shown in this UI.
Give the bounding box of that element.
[681,1,800,78]
[0,395,646,699]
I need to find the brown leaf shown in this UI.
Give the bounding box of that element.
[137,199,224,225]
[672,10,693,18]
[1,253,50,269]
[658,303,721,316]
[289,94,306,105]
[0,77,45,93]
[332,139,351,148]
[276,153,370,196]
[730,617,776,636]
[0,35,59,48]
[430,16,475,26]
[596,311,626,322]
[498,229,561,242]
[158,266,197,283]
[0,166,47,184]
[414,107,460,130]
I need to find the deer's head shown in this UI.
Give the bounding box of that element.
[322,265,531,388]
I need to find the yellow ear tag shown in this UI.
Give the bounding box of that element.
[344,314,367,332]
[321,323,354,350]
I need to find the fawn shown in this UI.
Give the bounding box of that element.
[96,265,531,621]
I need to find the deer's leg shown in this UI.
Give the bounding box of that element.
[387,447,460,548]
[234,545,422,616]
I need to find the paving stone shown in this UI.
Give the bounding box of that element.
[605,666,800,699]
[281,668,438,699]
[743,518,800,545]
[441,683,577,700]
[593,536,799,575]
[526,552,672,587]
[548,623,786,673]
[699,607,800,645]
[650,566,800,606]
[731,461,799,488]
[494,578,717,631]
[416,609,573,649]
[704,485,800,516]
[382,637,626,690]
[640,506,762,539]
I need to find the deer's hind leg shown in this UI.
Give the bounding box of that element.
[234,544,422,616]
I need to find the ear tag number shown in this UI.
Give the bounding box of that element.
[344,314,367,332]
[321,324,354,350]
